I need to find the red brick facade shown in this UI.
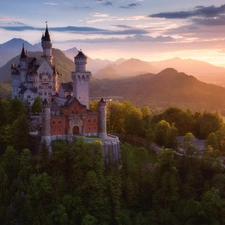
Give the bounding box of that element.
[50,97,99,136]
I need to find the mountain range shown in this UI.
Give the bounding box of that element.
[1,38,225,112]
[1,38,225,86]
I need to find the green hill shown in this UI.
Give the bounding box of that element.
[0,48,74,83]
[0,48,74,97]
[90,68,225,111]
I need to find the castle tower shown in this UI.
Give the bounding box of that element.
[11,62,19,99]
[98,98,107,138]
[41,23,53,65]
[41,100,52,148]
[71,50,91,109]
[19,44,27,84]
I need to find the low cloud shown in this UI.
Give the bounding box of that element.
[104,1,112,6]
[120,3,140,9]
[93,13,109,18]
[0,25,148,36]
[111,25,135,29]
[62,34,175,43]
[149,4,225,19]
[193,15,225,26]
[44,2,58,6]
[74,6,91,10]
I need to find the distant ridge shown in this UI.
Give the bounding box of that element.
[63,47,112,73]
[90,68,225,111]
[0,38,41,67]
[1,38,225,86]
[94,58,158,79]
[151,57,225,86]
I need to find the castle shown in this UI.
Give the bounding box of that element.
[11,24,120,162]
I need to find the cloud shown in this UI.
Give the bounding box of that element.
[63,2,73,6]
[149,4,225,19]
[61,34,175,43]
[0,17,24,24]
[93,13,109,18]
[95,0,112,6]
[104,1,112,6]
[111,25,135,29]
[0,17,13,21]
[120,3,140,9]
[193,15,225,26]
[74,6,91,10]
[44,2,58,6]
[0,25,148,36]
[0,26,37,31]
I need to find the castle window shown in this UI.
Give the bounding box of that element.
[58,120,62,124]
[52,120,55,124]
[27,95,31,98]
[39,86,42,89]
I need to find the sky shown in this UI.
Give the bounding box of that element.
[1,0,225,66]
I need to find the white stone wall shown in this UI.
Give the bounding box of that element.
[72,72,91,109]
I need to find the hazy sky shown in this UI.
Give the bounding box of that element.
[1,0,225,66]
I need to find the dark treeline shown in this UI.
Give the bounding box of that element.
[1,99,225,224]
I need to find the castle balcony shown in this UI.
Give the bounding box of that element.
[41,79,49,84]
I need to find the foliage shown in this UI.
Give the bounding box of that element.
[1,98,225,224]
[31,96,42,114]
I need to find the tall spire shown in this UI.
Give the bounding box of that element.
[20,43,26,59]
[42,22,51,41]
[41,22,53,64]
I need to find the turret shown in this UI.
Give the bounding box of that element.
[75,50,88,72]
[98,98,107,138]
[41,100,52,149]
[41,23,53,64]
[72,50,91,109]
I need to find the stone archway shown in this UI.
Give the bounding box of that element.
[73,126,79,135]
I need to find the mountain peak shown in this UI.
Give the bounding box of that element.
[1,38,26,49]
[157,68,178,76]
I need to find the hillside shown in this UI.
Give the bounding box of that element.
[0,48,74,83]
[90,68,225,111]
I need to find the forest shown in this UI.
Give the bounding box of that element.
[1,98,225,224]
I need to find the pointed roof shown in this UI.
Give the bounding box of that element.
[20,44,26,59]
[42,23,51,41]
[75,50,87,59]
[61,82,73,92]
